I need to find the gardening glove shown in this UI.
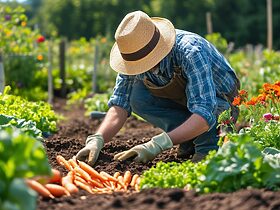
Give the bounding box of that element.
[75,133,104,166]
[114,132,173,163]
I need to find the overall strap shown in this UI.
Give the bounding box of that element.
[143,64,187,106]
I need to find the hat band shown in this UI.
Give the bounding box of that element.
[121,27,160,61]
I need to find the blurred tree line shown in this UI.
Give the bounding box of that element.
[5,0,280,49]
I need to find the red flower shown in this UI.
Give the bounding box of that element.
[36,35,45,43]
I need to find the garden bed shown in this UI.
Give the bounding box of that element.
[37,99,280,210]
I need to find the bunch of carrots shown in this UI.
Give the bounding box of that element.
[25,155,141,199]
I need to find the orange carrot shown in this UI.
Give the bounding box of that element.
[33,168,62,184]
[88,179,104,188]
[61,171,74,185]
[78,161,108,181]
[130,174,139,187]
[74,180,93,194]
[68,159,79,169]
[123,171,132,186]
[103,181,113,189]
[134,176,141,191]
[74,167,91,181]
[61,172,79,194]
[112,172,121,189]
[136,176,141,185]
[25,179,54,199]
[49,168,62,184]
[113,172,120,179]
[63,182,79,194]
[92,187,112,194]
[100,171,118,182]
[135,184,140,192]
[74,175,88,185]
[56,155,72,171]
[44,184,70,197]
[117,175,125,190]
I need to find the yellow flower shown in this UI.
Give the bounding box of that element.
[21,21,27,27]
[5,30,12,37]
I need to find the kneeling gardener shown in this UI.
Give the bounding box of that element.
[76,10,240,165]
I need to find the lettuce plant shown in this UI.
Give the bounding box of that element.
[0,127,51,210]
[0,86,57,133]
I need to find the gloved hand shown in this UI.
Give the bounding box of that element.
[75,133,104,166]
[114,132,173,163]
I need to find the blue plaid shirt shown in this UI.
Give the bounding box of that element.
[108,29,238,129]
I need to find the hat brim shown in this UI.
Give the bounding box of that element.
[110,17,176,75]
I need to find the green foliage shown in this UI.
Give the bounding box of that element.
[261,50,280,84]
[230,120,280,150]
[205,33,228,54]
[196,135,280,193]
[140,159,205,190]
[67,88,89,106]
[0,86,58,133]
[0,127,51,210]
[26,0,280,49]
[84,93,110,116]
[0,114,42,139]
[229,50,280,97]
[140,135,280,193]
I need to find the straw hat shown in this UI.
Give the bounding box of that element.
[110,11,175,75]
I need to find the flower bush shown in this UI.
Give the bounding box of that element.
[219,81,280,149]
[0,6,48,100]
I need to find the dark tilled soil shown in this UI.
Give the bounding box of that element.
[37,99,280,210]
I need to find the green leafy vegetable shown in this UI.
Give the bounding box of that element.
[0,86,58,133]
[0,114,42,139]
[196,135,280,193]
[140,135,280,193]
[0,127,51,210]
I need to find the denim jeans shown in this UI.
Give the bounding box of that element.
[130,80,230,154]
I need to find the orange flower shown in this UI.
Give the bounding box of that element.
[100,37,107,43]
[263,83,273,92]
[272,84,280,97]
[21,21,27,27]
[239,89,248,96]
[274,81,280,87]
[257,93,267,102]
[246,97,258,106]
[37,54,43,61]
[232,96,241,106]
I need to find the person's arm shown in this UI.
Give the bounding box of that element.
[96,105,128,142]
[76,73,134,165]
[167,113,209,145]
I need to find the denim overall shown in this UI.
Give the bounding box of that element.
[130,66,240,155]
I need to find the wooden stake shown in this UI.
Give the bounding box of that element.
[206,12,213,34]
[92,44,99,94]
[0,54,5,93]
[59,39,66,97]
[48,41,53,104]
[267,0,273,50]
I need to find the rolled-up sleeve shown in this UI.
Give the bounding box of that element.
[182,50,217,129]
[107,73,135,116]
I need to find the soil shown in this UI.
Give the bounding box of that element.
[37,99,280,210]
